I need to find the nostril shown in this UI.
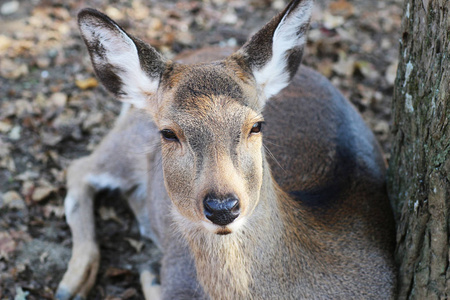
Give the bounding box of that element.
[204,199,214,218]
[230,200,240,215]
[224,198,238,212]
[203,194,241,226]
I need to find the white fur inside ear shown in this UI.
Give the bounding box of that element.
[80,20,158,108]
[253,0,313,102]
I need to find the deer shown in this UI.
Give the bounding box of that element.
[55,0,397,299]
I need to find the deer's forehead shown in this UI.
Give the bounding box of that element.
[169,97,250,131]
[163,64,257,110]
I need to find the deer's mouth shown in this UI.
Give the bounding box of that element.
[216,228,232,235]
[201,216,247,235]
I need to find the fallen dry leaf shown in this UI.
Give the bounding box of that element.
[0,121,12,133]
[0,156,16,172]
[0,59,28,79]
[0,138,11,156]
[333,51,355,77]
[43,204,65,218]
[99,206,123,225]
[21,181,34,199]
[373,120,390,135]
[125,238,144,253]
[0,35,12,52]
[0,231,16,260]
[329,0,355,18]
[83,112,103,131]
[13,99,33,118]
[1,191,26,210]
[316,58,334,78]
[104,266,132,278]
[75,77,99,90]
[323,12,345,29]
[49,92,68,108]
[15,170,39,181]
[40,131,63,146]
[32,186,55,202]
[386,60,399,86]
[105,6,124,20]
[355,60,378,80]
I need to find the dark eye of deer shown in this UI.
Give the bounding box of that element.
[160,129,178,141]
[250,122,263,134]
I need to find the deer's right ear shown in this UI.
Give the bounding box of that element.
[78,8,166,109]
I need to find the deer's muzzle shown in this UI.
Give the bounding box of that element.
[203,193,240,226]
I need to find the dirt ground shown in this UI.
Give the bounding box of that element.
[0,0,403,298]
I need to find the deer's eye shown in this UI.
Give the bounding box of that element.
[160,129,179,141]
[250,122,263,134]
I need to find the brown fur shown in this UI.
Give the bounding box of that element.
[56,1,396,299]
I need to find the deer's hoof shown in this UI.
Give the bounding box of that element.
[54,288,71,300]
[55,287,86,300]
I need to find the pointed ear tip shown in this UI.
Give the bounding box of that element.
[78,8,98,19]
[288,0,314,11]
[295,0,314,5]
[77,8,110,24]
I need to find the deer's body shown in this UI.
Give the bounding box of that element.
[56,1,396,299]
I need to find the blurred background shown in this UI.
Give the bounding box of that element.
[0,0,402,298]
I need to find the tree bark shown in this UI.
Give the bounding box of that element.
[387,0,450,299]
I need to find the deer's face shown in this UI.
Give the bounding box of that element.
[154,62,264,234]
[78,0,311,233]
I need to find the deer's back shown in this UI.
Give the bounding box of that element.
[260,67,396,296]
[265,66,385,196]
[265,66,395,253]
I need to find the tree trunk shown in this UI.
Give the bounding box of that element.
[387,0,450,299]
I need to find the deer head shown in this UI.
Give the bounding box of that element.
[77,0,313,235]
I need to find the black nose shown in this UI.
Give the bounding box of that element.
[203,193,240,226]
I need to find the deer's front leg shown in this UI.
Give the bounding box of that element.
[140,269,162,300]
[56,159,100,300]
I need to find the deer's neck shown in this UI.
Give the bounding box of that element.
[185,160,316,299]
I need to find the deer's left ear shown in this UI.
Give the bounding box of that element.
[232,0,313,103]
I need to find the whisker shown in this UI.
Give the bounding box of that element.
[263,144,285,173]
[263,139,282,147]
